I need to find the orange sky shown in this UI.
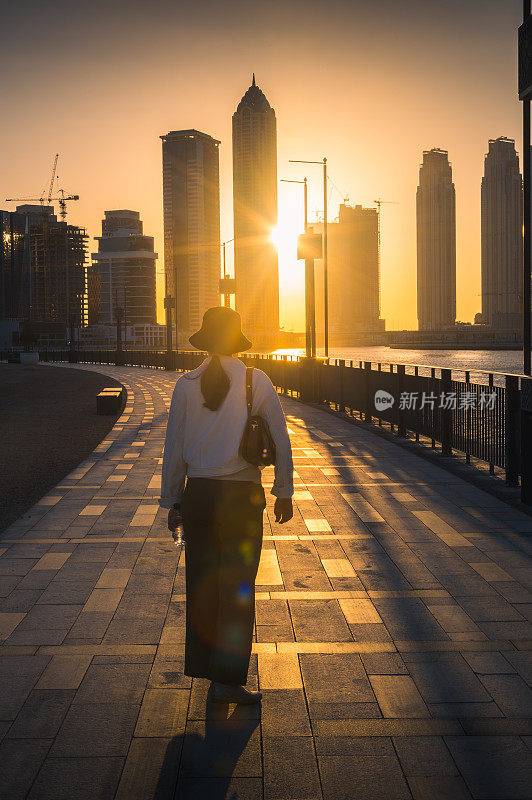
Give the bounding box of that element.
[0,0,523,331]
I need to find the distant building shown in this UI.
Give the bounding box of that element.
[0,209,30,321]
[90,210,157,327]
[309,204,385,346]
[160,129,221,346]
[80,322,166,349]
[233,75,279,348]
[0,205,87,338]
[481,137,523,330]
[416,149,456,331]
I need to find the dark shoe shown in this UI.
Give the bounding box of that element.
[210,682,262,704]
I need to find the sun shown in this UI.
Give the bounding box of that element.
[270,219,300,257]
[270,224,285,251]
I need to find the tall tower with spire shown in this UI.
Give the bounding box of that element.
[232,75,279,348]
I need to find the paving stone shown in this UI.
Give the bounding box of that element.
[373,598,449,641]
[289,599,353,641]
[0,576,23,597]
[74,661,151,704]
[428,701,503,718]
[175,777,263,799]
[407,775,472,800]
[406,655,491,703]
[7,689,75,738]
[259,652,302,689]
[35,655,92,690]
[463,651,517,675]
[0,611,25,639]
[261,689,312,735]
[393,735,458,776]
[134,688,189,736]
[308,699,382,719]
[180,718,262,777]
[148,653,191,689]
[457,596,526,622]
[479,674,532,717]
[0,590,43,612]
[0,674,40,720]
[445,735,532,799]
[319,752,412,799]
[300,653,374,702]
[369,675,428,718]
[502,651,532,684]
[114,737,182,800]
[360,652,409,674]
[458,718,532,736]
[263,736,321,799]
[50,701,140,756]
[313,734,395,756]
[27,755,124,800]
[0,738,51,800]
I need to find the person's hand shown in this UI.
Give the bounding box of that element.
[274,497,293,524]
[168,506,182,533]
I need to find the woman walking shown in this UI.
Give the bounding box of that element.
[159,306,293,704]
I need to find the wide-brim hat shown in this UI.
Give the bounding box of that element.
[189,306,252,353]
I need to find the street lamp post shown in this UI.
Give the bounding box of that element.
[519,2,532,503]
[521,0,532,376]
[290,158,329,356]
[220,239,235,307]
[164,273,174,361]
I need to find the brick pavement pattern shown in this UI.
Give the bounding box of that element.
[0,363,531,800]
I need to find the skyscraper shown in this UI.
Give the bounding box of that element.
[416,149,456,331]
[0,209,30,321]
[90,210,157,326]
[2,205,87,331]
[481,137,523,329]
[309,204,385,345]
[232,75,279,348]
[161,129,221,346]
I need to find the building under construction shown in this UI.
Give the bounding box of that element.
[309,204,386,346]
[0,204,88,343]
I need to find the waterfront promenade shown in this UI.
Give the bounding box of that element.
[0,363,531,800]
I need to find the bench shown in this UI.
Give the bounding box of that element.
[96,386,125,415]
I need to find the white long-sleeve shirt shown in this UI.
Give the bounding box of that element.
[159,356,294,508]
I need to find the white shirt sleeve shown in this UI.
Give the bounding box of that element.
[253,370,294,499]
[159,379,187,508]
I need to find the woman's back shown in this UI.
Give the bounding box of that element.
[177,355,250,477]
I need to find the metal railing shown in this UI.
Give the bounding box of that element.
[17,348,525,486]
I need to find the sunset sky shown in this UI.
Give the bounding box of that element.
[0,0,523,331]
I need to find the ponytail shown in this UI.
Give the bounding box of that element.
[200,355,231,411]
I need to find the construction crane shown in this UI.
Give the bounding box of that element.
[45,153,59,204]
[6,153,79,221]
[374,199,398,315]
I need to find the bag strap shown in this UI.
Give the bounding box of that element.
[245,367,253,418]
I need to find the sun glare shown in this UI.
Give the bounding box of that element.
[270,224,284,250]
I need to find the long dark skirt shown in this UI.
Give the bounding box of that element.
[180,477,265,685]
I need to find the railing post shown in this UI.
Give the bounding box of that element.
[300,357,318,403]
[521,377,532,504]
[505,374,520,487]
[397,364,406,437]
[441,368,452,456]
[364,361,372,422]
[338,359,345,412]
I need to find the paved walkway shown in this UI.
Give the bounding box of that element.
[0,363,531,800]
